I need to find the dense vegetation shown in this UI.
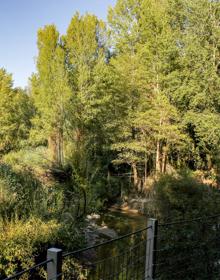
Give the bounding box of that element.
[1,0,220,278]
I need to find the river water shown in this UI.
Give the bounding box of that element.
[88,209,147,265]
[96,208,147,236]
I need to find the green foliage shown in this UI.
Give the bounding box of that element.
[2,146,48,172]
[0,217,60,279]
[0,69,33,154]
[33,26,71,133]
[2,1,220,277]
[150,172,220,280]
[151,171,220,221]
[183,111,220,169]
[62,257,88,280]
[0,158,88,278]
[0,163,46,221]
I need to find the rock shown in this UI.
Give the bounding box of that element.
[86,213,101,220]
[95,226,118,239]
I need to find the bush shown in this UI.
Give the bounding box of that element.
[2,147,48,173]
[150,171,220,279]
[0,152,88,279]
[150,170,220,222]
[62,257,88,280]
[0,217,60,279]
[0,163,49,221]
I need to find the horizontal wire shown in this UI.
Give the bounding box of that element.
[155,237,220,253]
[90,239,146,267]
[63,225,152,258]
[155,252,220,270]
[3,258,52,280]
[4,214,220,280]
[158,213,220,227]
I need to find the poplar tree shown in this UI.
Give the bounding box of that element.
[109,0,184,188]
[31,25,71,166]
[168,0,220,170]
[108,0,146,187]
[64,14,110,175]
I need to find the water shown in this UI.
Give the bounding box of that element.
[86,209,147,279]
[96,208,147,236]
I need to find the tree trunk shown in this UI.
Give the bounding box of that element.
[144,156,148,189]
[57,128,64,166]
[48,128,64,166]
[156,140,161,174]
[207,154,212,170]
[132,162,138,188]
[156,117,163,175]
[107,169,111,184]
[162,145,167,174]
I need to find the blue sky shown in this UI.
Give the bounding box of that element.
[0,0,116,88]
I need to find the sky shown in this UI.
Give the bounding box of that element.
[0,0,116,88]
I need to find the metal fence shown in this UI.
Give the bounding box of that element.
[3,215,220,280]
[154,215,220,280]
[51,221,156,280]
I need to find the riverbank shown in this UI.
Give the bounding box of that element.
[109,195,151,215]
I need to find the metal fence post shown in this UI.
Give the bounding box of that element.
[145,218,158,280]
[47,248,63,280]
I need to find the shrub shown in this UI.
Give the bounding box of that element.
[150,171,220,279]
[150,170,220,222]
[2,146,48,173]
[0,163,46,221]
[0,217,60,279]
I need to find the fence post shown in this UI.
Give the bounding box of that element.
[145,218,158,280]
[47,248,62,280]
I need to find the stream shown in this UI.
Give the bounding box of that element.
[96,208,147,236]
[86,209,147,262]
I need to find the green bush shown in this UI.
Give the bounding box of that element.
[150,170,220,222]
[0,217,60,279]
[62,257,90,280]
[2,146,49,173]
[150,171,220,280]
[0,152,88,279]
[0,163,47,221]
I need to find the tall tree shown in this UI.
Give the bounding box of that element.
[109,0,184,189]
[64,14,109,176]
[108,0,146,187]
[167,0,220,170]
[0,69,33,154]
[31,25,71,166]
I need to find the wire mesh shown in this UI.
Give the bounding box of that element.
[155,215,220,280]
[4,215,220,280]
[2,259,52,280]
[62,228,149,280]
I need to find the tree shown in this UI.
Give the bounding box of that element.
[108,0,143,53]
[109,0,184,189]
[165,0,220,171]
[183,111,220,171]
[63,14,109,176]
[0,69,33,154]
[31,25,71,166]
